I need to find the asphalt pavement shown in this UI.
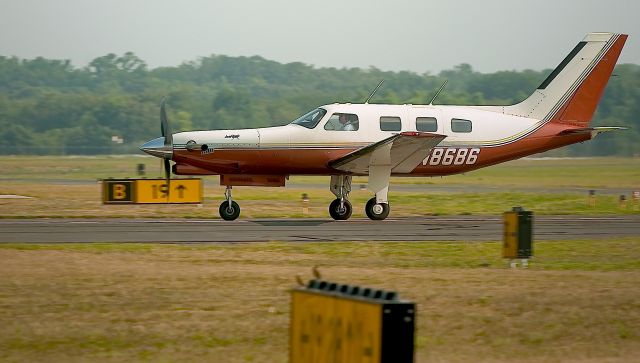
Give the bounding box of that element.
[0,215,638,243]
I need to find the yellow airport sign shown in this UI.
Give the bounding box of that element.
[102,179,135,204]
[135,179,202,204]
[102,178,202,204]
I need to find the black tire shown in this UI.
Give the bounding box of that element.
[365,197,390,220]
[329,199,352,220]
[219,201,241,221]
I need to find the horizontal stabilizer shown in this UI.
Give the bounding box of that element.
[559,126,627,138]
[329,132,446,174]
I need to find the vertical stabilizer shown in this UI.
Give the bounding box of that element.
[505,33,627,127]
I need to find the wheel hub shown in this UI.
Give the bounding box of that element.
[372,203,384,214]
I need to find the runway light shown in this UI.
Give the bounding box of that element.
[301,193,309,215]
[619,195,627,209]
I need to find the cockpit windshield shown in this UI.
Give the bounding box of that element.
[290,108,327,129]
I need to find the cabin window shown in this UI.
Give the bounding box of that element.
[416,117,438,132]
[324,113,359,131]
[451,118,472,133]
[290,108,327,129]
[380,116,401,131]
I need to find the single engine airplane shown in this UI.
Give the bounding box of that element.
[141,32,628,221]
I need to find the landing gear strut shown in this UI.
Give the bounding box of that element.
[365,164,391,221]
[329,175,352,220]
[219,185,240,221]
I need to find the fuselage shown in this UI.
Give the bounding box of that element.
[138,32,627,221]
[169,103,589,177]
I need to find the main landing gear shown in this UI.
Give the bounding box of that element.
[365,197,390,220]
[219,185,240,221]
[328,175,391,221]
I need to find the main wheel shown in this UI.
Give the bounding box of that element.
[365,197,390,220]
[329,199,352,220]
[219,200,241,221]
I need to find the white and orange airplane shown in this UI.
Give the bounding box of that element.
[141,32,628,221]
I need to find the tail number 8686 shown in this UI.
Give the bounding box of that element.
[422,148,481,166]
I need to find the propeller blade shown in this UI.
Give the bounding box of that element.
[164,158,171,199]
[160,98,173,146]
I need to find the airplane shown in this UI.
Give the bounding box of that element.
[140,32,628,221]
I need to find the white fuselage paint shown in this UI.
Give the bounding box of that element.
[173,103,539,157]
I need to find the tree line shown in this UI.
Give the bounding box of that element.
[0,53,638,156]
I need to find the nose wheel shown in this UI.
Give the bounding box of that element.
[219,200,240,221]
[219,186,241,221]
[365,197,390,220]
[328,175,353,221]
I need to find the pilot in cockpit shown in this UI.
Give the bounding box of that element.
[339,114,358,131]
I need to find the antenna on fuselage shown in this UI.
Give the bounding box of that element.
[428,79,448,105]
[364,79,384,104]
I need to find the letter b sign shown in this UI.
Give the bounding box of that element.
[104,180,134,204]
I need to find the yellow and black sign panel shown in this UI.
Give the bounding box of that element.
[503,211,519,258]
[291,285,415,363]
[103,179,135,204]
[291,290,382,363]
[503,209,533,259]
[102,179,202,204]
[135,179,202,204]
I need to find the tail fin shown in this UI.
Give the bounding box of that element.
[505,33,628,127]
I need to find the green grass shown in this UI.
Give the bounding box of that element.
[0,156,638,218]
[1,180,638,218]
[2,238,638,271]
[1,239,639,362]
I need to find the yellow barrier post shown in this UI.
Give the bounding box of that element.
[588,190,596,208]
[301,193,310,216]
[619,195,627,209]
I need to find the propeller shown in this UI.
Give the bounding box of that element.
[161,98,173,146]
[160,98,172,197]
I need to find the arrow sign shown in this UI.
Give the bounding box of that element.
[134,179,202,204]
[175,184,186,198]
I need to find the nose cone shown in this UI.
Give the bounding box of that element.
[140,137,173,159]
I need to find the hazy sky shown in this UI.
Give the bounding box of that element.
[0,0,638,74]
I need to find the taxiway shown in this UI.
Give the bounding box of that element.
[0,215,638,243]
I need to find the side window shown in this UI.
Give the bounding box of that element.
[380,116,401,131]
[451,118,472,133]
[416,117,438,132]
[324,113,359,131]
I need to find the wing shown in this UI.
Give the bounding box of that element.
[329,132,446,174]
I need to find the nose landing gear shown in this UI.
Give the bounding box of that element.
[329,175,352,221]
[329,198,352,220]
[219,185,240,221]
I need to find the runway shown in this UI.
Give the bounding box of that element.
[1,215,638,243]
